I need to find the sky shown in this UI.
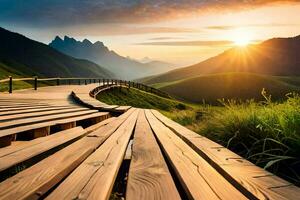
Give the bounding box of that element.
[1,0,300,66]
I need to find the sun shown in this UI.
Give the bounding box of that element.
[234,37,251,46]
[231,28,254,47]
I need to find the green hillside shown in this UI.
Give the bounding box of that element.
[153,73,300,103]
[97,87,189,111]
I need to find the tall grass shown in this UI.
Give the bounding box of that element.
[97,87,300,185]
[198,91,300,185]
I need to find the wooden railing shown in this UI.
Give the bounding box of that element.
[0,76,171,99]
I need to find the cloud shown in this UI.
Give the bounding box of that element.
[0,0,299,28]
[55,25,196,36]
[136,40,234,47]
[206,23,300,30]
[148,37,185,41]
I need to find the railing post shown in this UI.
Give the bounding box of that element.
[8,76,12,93]
[56,78,60,86]
[89,79,92,84]
[34,76,38,90]
[78,79,81,85]
[85,79,87,85]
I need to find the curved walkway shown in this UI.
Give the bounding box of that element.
[0,83,299,200]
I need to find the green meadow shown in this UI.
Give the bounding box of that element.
[97,87,300,186]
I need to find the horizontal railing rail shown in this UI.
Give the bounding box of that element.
[89,80,171,99]
[0,76,171,99]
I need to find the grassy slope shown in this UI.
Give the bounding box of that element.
[0,62,33,92]
[97,87,189,111]
[97,88,300,185]
[153,73,300,103]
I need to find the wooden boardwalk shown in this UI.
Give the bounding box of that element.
[0,83,299,199]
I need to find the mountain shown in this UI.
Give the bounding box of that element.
[0,27,113,78]
[142,35,300,84]
[49,36,175,80]
[153,72,300,103]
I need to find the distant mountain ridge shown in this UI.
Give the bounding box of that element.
[49,36,175,80]
[0,27,113,78]
[142,35,300,84]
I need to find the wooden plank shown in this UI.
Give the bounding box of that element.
[0,103,48,107]
[115,106,132,112]
[0,104,50,109]
[0,106,79,116]
[0,107,90,122]
[100,105,119,109]
[46,109,139,200]
[151,109,300,200]
[0,110,98,130]
[145,110,246,200]
[126,110,180,200]
[85,117,116,133]
[0,127,86,172]
[0,118,113,158]
[0,105,53,112]
[269,185,300,200]
[0,109,136,199]
[0,112,109,138]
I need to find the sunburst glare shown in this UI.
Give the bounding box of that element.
[231,28,254,47]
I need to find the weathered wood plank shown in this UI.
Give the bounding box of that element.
[0,112,109,138]
[126,110,180,200]
[85,117,116,133]
[0,106,79,116]
[0,127,86,172]
[0,110,98,130]
[0,105,52,112]
[0,109,136,199]
[115,106,132,112]
[151,109,300,200]
[0,104,49,109]
[145,110,246,200]
[46,109,139,200]
[0,107,89,122]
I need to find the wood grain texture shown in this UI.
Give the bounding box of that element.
[0,112,109,138]
[46,109,139,200]
[126,110,181,200]
[0,107,89,122]
[0,109,97,129]
[151,109,300,200]
[0,105,52,112]
[0,106,79,116]
[145,110,246,200]
[0,109,136,200]
[85,117,116,133]
[0,127,86,172]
